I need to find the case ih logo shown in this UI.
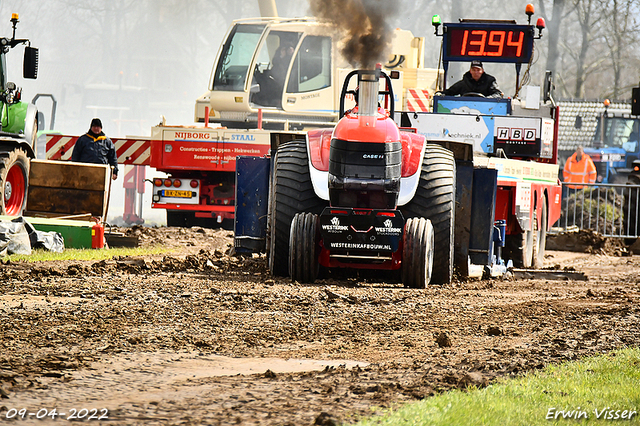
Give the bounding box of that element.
[363,154,383,159]
[497,127,536,142]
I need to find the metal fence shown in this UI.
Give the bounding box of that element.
[554,182,640,238]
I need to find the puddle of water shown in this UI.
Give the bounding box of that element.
[0,294,82,309]
[87,350,368,381]
[6,350,368,421]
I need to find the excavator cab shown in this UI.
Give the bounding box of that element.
[197,17,436,130]
[249,31,300,108]
[197,18,341,129]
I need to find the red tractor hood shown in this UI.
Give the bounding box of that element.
[307,110,425,178]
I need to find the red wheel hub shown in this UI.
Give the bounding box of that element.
[4,163,26,216]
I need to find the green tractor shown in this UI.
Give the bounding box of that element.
[0,13,38,216]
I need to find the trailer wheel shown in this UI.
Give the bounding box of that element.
[504,228,534,268]
[532,196,548,269]
[401,144,456,284]
[268,140,328,277]
[402,217,434,288]
[289,212,320,283]
[0,149,29,216]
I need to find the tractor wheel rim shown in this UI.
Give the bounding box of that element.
[5,163,26,215]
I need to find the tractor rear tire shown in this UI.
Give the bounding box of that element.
[402,217,434,288]
[268,140,328,277]
[532,196,548,269]
[289,212,320,283]
[0,149,30,216]
[401,144,456,284]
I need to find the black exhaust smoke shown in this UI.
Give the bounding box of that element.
[309,0,397,69]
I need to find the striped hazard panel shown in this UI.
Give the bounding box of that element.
[405,89,431,112]
[46,134,151,166]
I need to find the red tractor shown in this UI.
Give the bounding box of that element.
[237,9,562,281]
[267,65,456,287]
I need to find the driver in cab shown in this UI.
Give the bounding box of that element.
[442,60,503,99]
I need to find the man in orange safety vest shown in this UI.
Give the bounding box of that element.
[563,146,597,189]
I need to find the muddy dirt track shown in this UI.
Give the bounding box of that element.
[0,226,639,425]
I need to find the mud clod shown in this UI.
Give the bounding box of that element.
[315,412,340,426]
[435,332,452,347]
[486,326,503,336]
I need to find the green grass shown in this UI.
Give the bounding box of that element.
[2,245,170,263]
[356,348,640,425]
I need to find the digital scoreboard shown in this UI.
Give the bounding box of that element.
[443,23,535,64]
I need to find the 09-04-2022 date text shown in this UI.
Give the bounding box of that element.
[5,408,108,421]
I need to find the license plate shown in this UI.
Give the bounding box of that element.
[162,189,193,198]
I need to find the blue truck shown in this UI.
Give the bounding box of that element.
[584,108,640,184]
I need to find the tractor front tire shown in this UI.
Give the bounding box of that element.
[401,144,456,284]
[289,212,320,283]
[268,140,328,277]
[0,149,30,216]
[402,217,434,288]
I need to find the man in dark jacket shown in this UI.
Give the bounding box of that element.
[253,42,294,107]
[443,60,503,99]
[71,118,118,180]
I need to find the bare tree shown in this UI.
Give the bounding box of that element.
[570,0,599,97]
[602,0,640,98]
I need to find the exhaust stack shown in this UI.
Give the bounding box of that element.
[357,65,381,117]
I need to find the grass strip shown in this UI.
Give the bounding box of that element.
[2,245,170,263]
[356,347,640,425]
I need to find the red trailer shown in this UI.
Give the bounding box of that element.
[46,126,299,228]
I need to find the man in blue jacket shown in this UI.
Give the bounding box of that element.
[443,60,503,99]
[71,118,118,180]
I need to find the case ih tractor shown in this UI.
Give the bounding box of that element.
[235,6,563,284]
[0,14,39,216]
[268,65,456,287]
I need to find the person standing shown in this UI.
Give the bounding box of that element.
[442,60,503,99]
[563,146,597,189]
[71,118,118,180]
